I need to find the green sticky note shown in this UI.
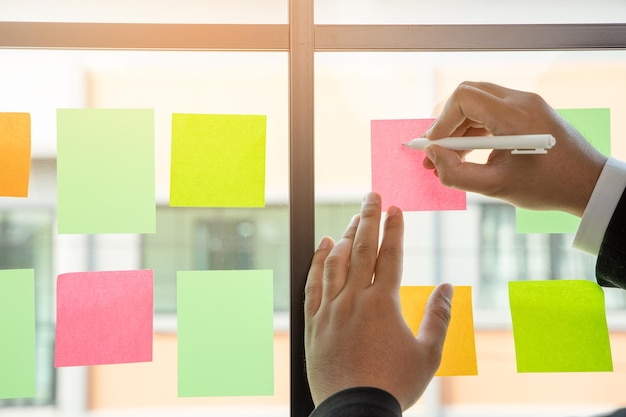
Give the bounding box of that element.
[170,114,266,207]
[57,109,156,234]
[177,270,274,397]
[0,269,36,399]
[516,108,610,234]
[509,280,613,373]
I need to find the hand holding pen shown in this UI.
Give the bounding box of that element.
[420,81,606,217]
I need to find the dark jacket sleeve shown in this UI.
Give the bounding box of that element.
[308,387,402,417]
[596,188,626,289]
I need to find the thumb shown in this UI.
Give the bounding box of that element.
[417,283,453,359]
[424,144,499,194]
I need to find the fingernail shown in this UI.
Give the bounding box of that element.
[423,120,436,137]
[386,206,400,217]
[348,214,360,228]
[363,192,379,204]
[440,283,454,302]
[317,237,330,250]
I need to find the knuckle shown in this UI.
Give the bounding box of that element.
[436,169,456,188]
[304,279,321,300]
[323,253,344,271]
[377,244,400,262]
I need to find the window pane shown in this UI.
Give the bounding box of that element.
[315,49,626,414]
[316,0,626,24]
[0,170,55,407]
[0,0,287,24]
[0,49,288,414]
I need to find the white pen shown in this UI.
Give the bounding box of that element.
[403,134,556,154]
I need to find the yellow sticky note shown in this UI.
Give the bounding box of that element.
[170,114,266,207]
[400,286,477,376]
[0,113,31,197]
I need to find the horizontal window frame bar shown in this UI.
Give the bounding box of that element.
[315,24,626,51]
[2,22,626,51]
[0,22,290,50]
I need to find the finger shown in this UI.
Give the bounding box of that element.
[345,192,382,290]
[417,283,454,359]
[322,214,360,301]
[424,144,503,195]
[305,236,334,319]
[371,205,404,292]
[426,83,505,140]
[461,81,513,99]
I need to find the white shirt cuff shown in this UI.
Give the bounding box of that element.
[573,157,626,255]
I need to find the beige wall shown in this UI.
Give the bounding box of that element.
[88,330,626,411]
[88,332,290,410]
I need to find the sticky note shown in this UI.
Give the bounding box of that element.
[0,269,35,399]
[56,109,156,234]
[170,114,266,207]
[516,108,610,234]
[0,113,31,197]
[177,270,274,397]
[55,270,154,367]
[371,119,466,211]
[400,286,477,376]
[509,280,612,372]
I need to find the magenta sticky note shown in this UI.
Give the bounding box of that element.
[55,270,153,367]
[371,119,466,211]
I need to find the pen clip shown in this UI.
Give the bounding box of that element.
[511,148,549,155]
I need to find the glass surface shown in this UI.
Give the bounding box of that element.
[0,49,289,414]
[0,205,54,407]
[0,0,287,24]
[314,48,626,416]
[315,0,626,24]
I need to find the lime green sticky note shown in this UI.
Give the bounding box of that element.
[57,109,156,234]
[0,269,36,399]
[170,114,266,207]
[516,108,610,234]
[177,270,274,397]
[509,280,613,373]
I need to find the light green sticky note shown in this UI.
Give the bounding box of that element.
[516,108,610,234]
[177,270,274,397]
[57,109,156,234]
[509,280,613,373]
[0,269,36,399]
[170,114,266,207]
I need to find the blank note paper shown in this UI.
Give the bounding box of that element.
[371,119,466,211]
[400,286,477,376]
[170,114,266,207]
[509,280,612,373]
[56,109,156,234]
[0,113,31,197]
[516,108,610,234]
[54,270,153,367]
[0,269,35,399]
[177,270,274,397]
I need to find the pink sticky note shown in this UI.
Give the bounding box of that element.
[55,270,153,367]
[371,119,466,211]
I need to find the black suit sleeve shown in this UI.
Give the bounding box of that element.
[308,387,402,417]
[596,188,626,289]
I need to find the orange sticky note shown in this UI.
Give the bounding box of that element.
[0,113,31,197]
[400,286,477,376]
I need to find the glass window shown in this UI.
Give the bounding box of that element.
[0,0,288,24]
[0,49,289,414]
[315,0,626,24]
[314,49,626,415]
[0,200,54,406]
